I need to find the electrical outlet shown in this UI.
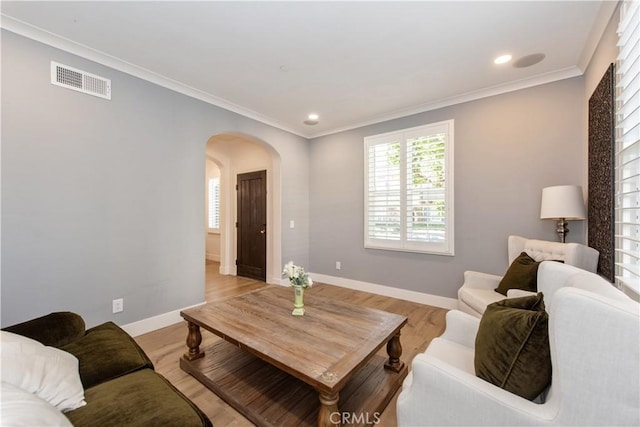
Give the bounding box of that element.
[336,261,341,270]
[112,298,124,314]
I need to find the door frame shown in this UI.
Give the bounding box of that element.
[206,133,282,285]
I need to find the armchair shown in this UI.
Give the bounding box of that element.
[397,262,639,426]
[458,235,599,317]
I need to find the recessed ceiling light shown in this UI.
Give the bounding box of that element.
[304,113,319,125]
[494,54,512,65]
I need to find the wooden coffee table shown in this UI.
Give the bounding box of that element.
[180,285,408,427]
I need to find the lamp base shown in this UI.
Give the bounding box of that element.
[555,218,568,243]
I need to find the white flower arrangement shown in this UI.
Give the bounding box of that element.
[282,261,313,289]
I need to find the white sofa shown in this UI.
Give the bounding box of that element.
[458,235,600,318]
[397,262,639,426]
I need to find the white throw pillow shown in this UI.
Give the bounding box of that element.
[1,382,73,426]
[1,331,86,412]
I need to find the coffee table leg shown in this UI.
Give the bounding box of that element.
[318,392,340,427]
[384,331,405,373]
[183,321,205,361]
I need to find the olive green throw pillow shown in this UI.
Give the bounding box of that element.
[495,252,540,296]
[474,293,551,401]
[61,322,154,389]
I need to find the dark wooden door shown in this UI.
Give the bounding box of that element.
[236,170,267,281]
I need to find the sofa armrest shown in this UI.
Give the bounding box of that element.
[2,312,86,348]
[397,354,554,426]
[462,270,503,290]
[439,310,480,348]
[565,244,599,273]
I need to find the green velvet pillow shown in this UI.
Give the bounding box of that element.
[2,312,86,348]
[495,252,540,296]
[474,293,551,401]
[61,322,154,389]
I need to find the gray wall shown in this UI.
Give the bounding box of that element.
[2,17,611,324]
[309,77,586,298]
[1,31,309,327]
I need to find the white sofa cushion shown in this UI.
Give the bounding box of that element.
[506,289,537,298]
[458,288,505,315]
[0,331,86,412]
[426,337,475,374]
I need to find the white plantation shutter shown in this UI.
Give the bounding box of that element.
[615,0,640,296]
[367,136,402,242]
[406,130,447,245]
[364,121,454,255]
[208,177,220,230]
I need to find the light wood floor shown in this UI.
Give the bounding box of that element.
[135,261,447,426]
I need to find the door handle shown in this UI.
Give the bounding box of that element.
[260,225,266,234]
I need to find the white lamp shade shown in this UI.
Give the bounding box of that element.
[540,185,587,220]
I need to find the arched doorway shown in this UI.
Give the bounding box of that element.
[205,132,282,285]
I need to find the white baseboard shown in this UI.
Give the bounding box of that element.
[219,264,235,275]
[121,301,206,337]
[310,272,458,310]
[271,277,289,287]
[123,274,456,337]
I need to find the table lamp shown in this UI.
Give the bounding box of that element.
[540,185,587,243]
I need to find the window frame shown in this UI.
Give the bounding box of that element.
[364,120,455,256]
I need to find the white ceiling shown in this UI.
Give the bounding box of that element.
[1,1,616,138]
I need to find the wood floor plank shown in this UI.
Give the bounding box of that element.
[135,260,447,427]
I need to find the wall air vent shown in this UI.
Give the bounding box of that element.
[51,61,111,100]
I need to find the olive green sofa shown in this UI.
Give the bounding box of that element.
[2,312,212,427]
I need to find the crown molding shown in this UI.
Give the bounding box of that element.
[577,0,619,72]
[2,13,590,141]
[0,14,307,138]
[307,66,583,139]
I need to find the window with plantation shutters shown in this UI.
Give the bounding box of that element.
[364,120,454,255]
[208,177,220,231]
[615,0,640,297]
